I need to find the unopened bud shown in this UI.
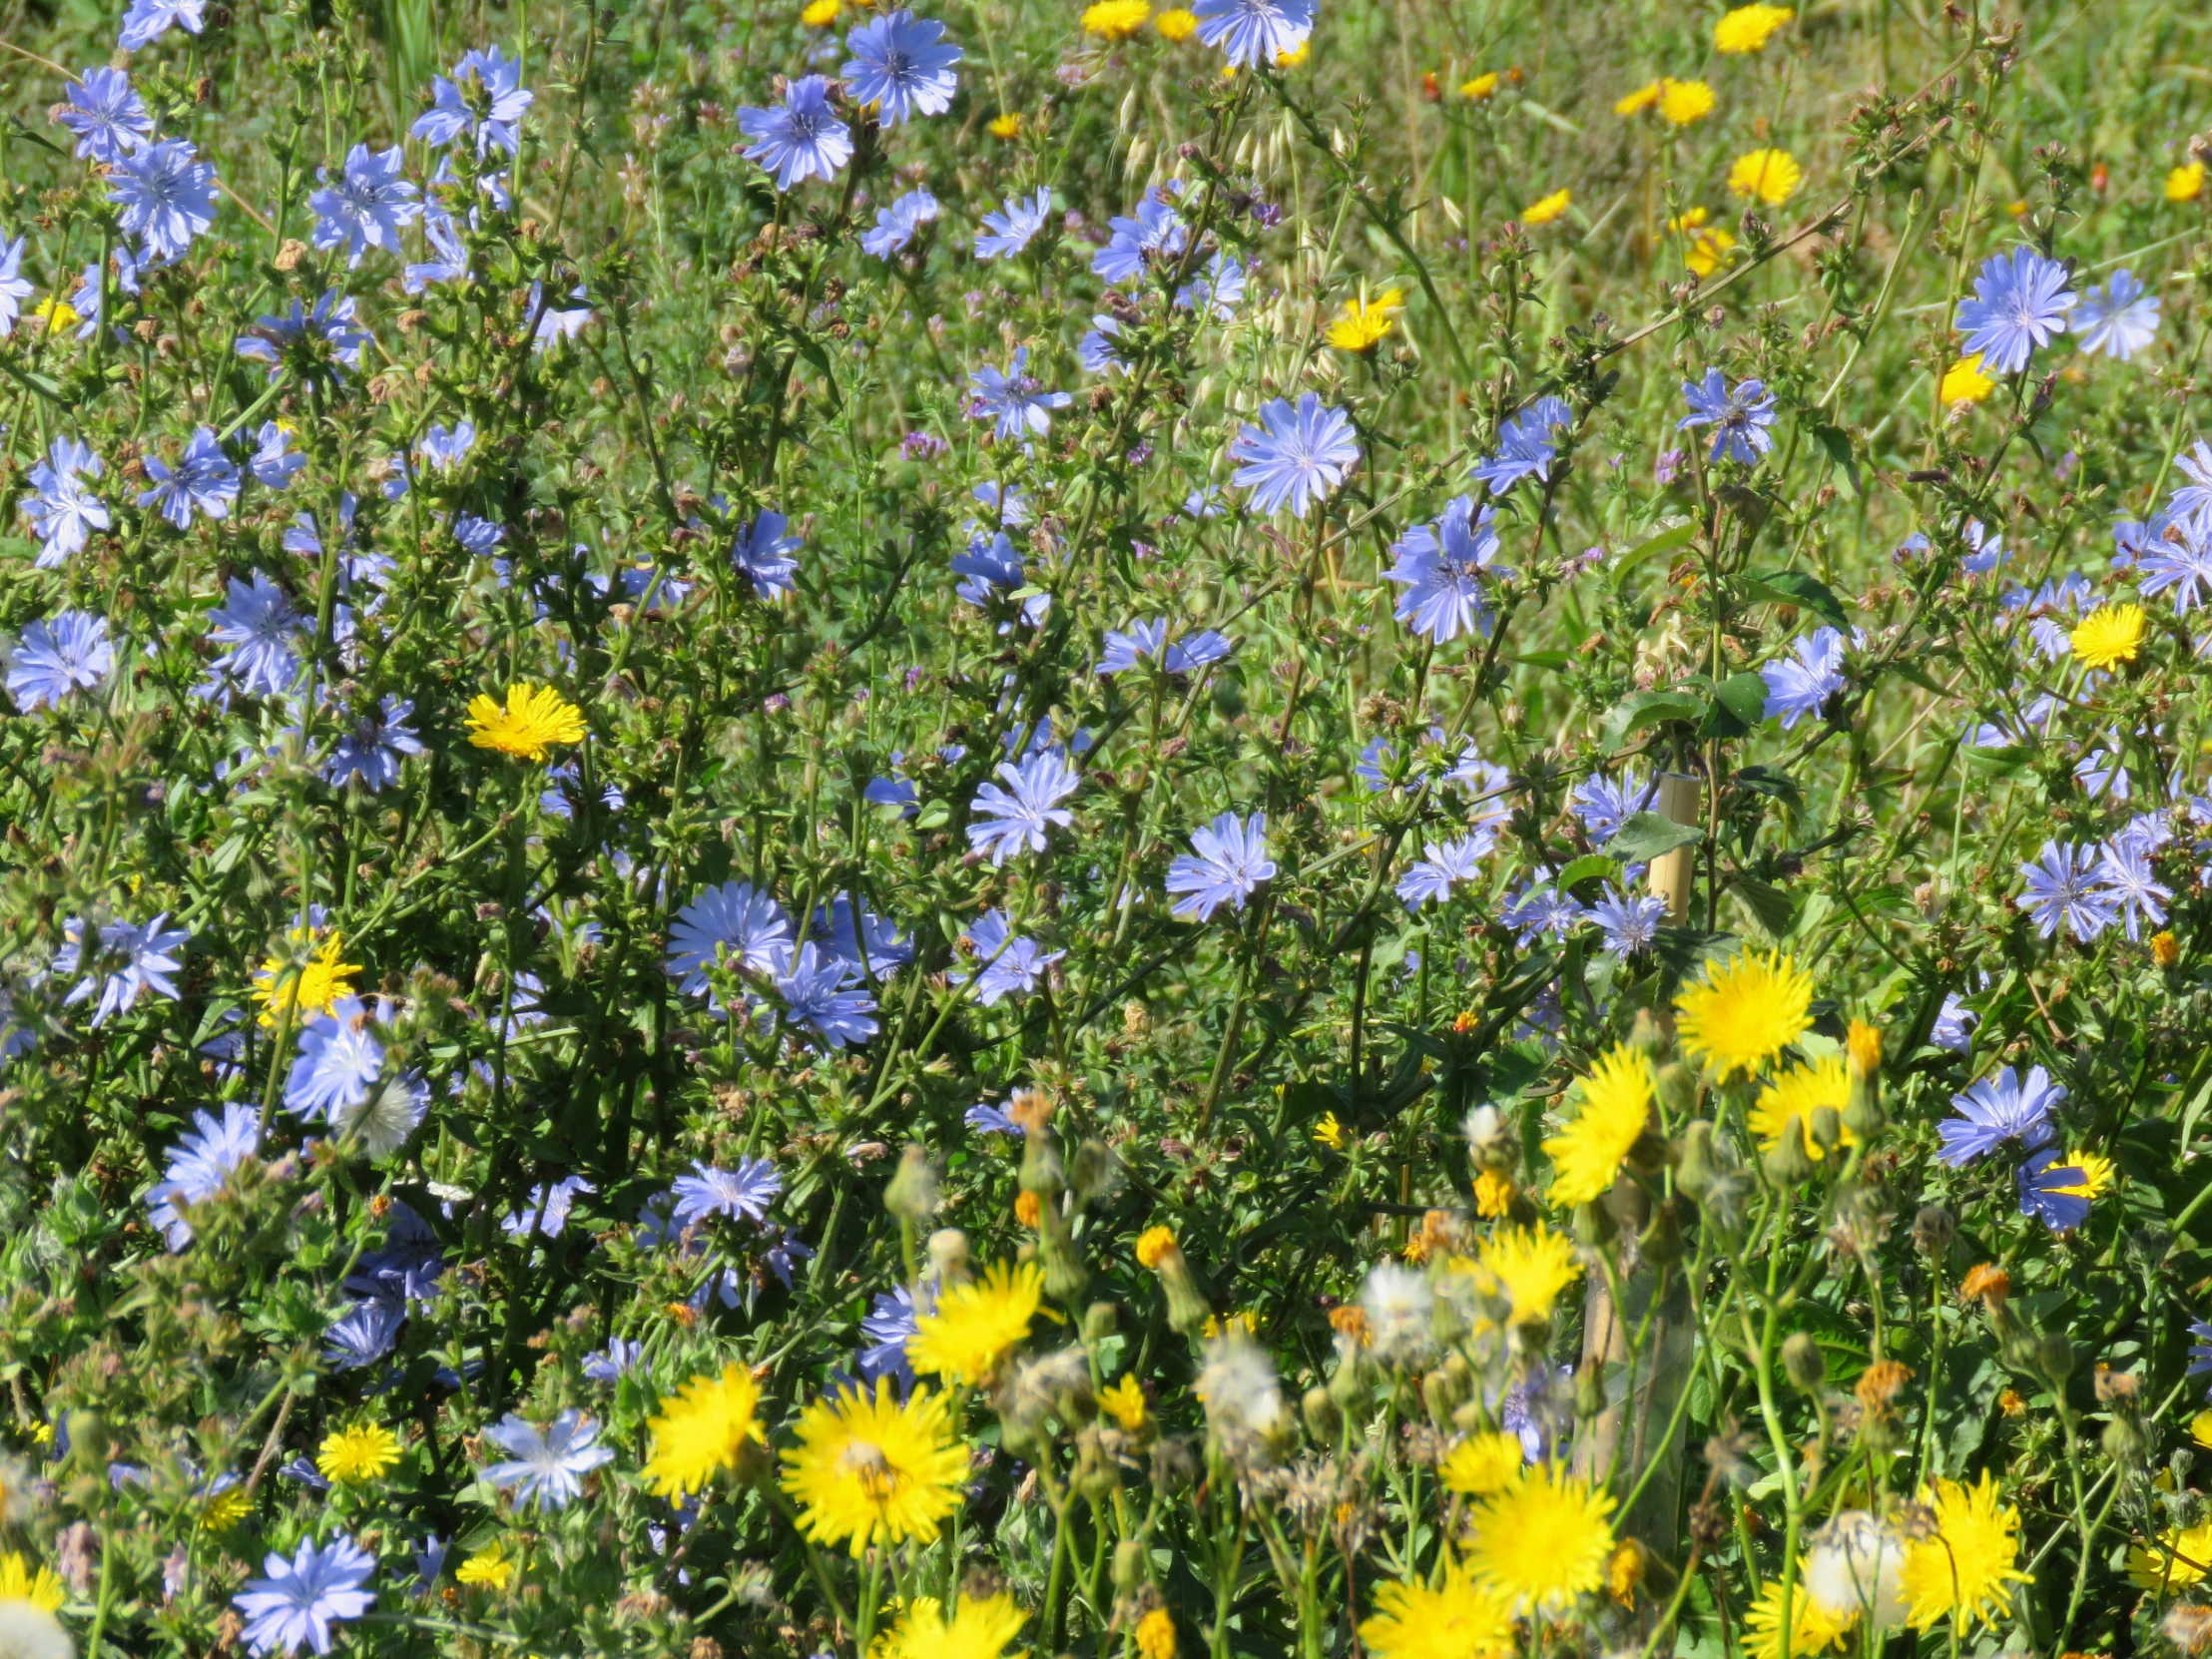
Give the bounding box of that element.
[1629,1009,1671,1057]
[1112,1538,1148,1593]
[1302,1385,1344,1442]
[1573,1199,1616,1248]
[884,1144,940,1223]
[1655,1060,1697,1119]
[2038,1332,2075,1382]
[1809,1105,1844,1153]
[2103,1416,2148,1464]
[1084,1302,1119,1343]
[1069,1138,1117,1207]
[1783,1332,1826,1394]
[1675,1120,1718,1201]
[1764,1116,1814,1187]
[1640,1200,1685,1267]
[926,1227,970,1284]
[1574,1357,1607,1418]
[1912,1206,1953,1257]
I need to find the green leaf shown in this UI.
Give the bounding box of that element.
[1705,670,1772,737]
[1732,765,1802,808]
[1608,812,1704,863]
[912,799,951,830]
[1602,688,1706,749]
[1612,519,1697,581]
[1730,874,1797,938]
[1748,570,1851,634]
[1555,853,1620,892]
[1515,650,1571,671]
[1809,421,1863,499]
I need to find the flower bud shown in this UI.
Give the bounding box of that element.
[1629,1008,1671,1057]
[884,1145,939,1223]
[2038,1332,2075,1382]
[1674,1120,1719,1202]
[1783,1332,1826,1394]
[1809,1105,1844,1153]
[1574,1357,1607,1419]
[1763,1116,1814,1187]
[1302,1385,1343,1443]
[1084,1301,1119,1343]
[1069,1139,1118,1208]
[927,1227,970,1285]
[2103,1415,2148,1465]
[1573,1199,1616,1248]
[1640,1200,1685,1267]
[1113,1539,1149,1594]
[1912,1206,1953,1257]
[1654,1060,1698,1120]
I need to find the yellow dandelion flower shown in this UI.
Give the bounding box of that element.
[1099,1375,1148,1431]
[1939,353,1995,404]
[1083,0,1151,37]
[1900,1472,2030,1629]
[1728,147,1804,206]
[1675,949,1814,1079]
[203,1485,253,1531]
[1438,1430,1526,1497]
[316,1421,401,1484]
[1276,40,1309,66]
[643,1364,764,1498]
[2044,1149,2114,1200]
[1686,226,1737,276]
[1715,3,1794,53]
[1466,1463,1616,1614]
[252,927,361,1030]
[0,1554,66,1613]
[2169,163,2207,203]
[1471,1170,1513,1217]
[1670,206,1711,231]
[2071,604,2146,671]
[465,683,587,763]
[1460,71,1500,99]
[1326,286,1403,352]
[1313,1111,1345,1150]
[878,1592,1027,1659]
[31,297,81,334]
[1747,1056,1859,1161]
[1137,1225,1179,1268]
[1543,1044,1654,1206]
[1360,1553,1514,1659]
[988,113,1023,139]
[907,1260,1043,1385]
[1658,78,1716,126]
[1521,189,1571,226]
[1154,6,1197,38]
[1476,1224,1582,1325]
[2191,1409,2212,1451]
[456,1542,516,1591]
[801,0,841,24]
[2132,1518,2212,1589]
[1744,1571,1852,1659]
[2154,930,2181,968]
[1614,81,1663,117]
[1134,1606,1178,1659]
[781,1379,969,1556]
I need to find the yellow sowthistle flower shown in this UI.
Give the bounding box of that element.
[317,1422,401,1484]
[0,1553,66,1612]
[1359,1553,1513,1659]
[2132,1518,2212,1588]
[456,1542,516,1590]
[2071,604,2146,671]
[32,297,81,334]
[1715,3,1794,53]
[1744,1570,1853,1659]
[465,683,587,762]
[1313,1111,1345,1150]
[1471,1170,1513,1217]
[1136,1225,1179,1268]
[1082,0,1152,39]
[1459,71,1500,100]
[1614,81,1662,117]
[1543,1043,1655,1206]
[1675,949,1813,1079]
[203,1484,253,1531]
[642,1364,765,1497]
[1099,1374,1148,1430]
[988,113,1023,139]
[1939,354,1995,404]
[1153,7,1197,38]
[1326,287,1404,352]
[1521,189,1571,226]
[782,1379,969,1556]
[1438,1429,1525,1497]
[251,926,361,1030]
[2167,162,2206,203]
[1276,41,1309,66]
[800,0,841,24]
[1899,1472,2030,1629]
[1133,1606,1178,1659]
[1748,1055,1858,1161]
[1466,1463,1617,1614]
[906,1259,1043,1385]
[1475,1224,1582,1324]
[2044,1149,2114,1200]
[1669,207,1737,277]
[877,1592,1028,1659]
[1728,147,1804,206]
[1657,79,1716,126]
